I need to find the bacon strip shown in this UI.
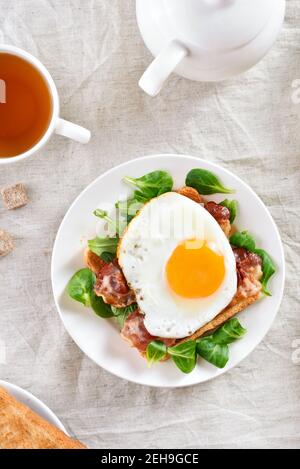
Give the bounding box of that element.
[233,247,262,300]
[204,201,230,223]
[233,247,262,268]
[204,201,231,237]
[121,310,176,355]
[94,260,136,308]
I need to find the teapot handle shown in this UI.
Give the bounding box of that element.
[139,40,187,97]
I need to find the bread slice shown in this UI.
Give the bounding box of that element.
[177,292,260,345]
[138,293,261,359]
[84,248,106,274]
[0,387,86,449]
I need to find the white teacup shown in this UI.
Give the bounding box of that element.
[0,45,91,165]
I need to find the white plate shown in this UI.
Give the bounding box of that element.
[51,154,285,388]
[0,380,67,432]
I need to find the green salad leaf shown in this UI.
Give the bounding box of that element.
[212,318,247,345]
[67,268,138,321]
[67,268,114,317]
[143,319,248,373]
[196,338,229,369]
[146,341,168,366]
[253,248,276,296]
[116,198,143,217]
[67,269,96,307]
[123,170,173,201]
[230,231,276,296]
[197,319,246,368]
[100,251,115,263]
[111,304,138,328]
[230,230,256,252]
[220,199,238,223]
[115,198,144,222]
[186,169,234,195]
[88,237,118,258]
[94,209,126,236]
[168,341,197,374]
[115,171,173,223]
[90,292,114,318]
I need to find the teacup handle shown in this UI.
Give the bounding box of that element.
[55,118,91,144]
[139,40,188,97]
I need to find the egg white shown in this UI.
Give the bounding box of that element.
[118,192,237,339]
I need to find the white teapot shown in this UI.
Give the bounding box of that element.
[137,0,286,96]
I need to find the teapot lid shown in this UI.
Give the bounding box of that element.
[163,0,274,51]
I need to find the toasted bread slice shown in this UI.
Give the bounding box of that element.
[84,248,106,275]
[177,292,260,345]
[177,186,203,204]
[138,292,261,359]
[0,387,86,449]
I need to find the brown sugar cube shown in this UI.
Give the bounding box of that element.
[0,230,14,257]
[1,183,28,210]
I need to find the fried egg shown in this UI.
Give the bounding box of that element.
[118,192,237,339]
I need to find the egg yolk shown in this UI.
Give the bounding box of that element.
[166,239,225,298]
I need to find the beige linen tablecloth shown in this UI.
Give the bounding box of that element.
[0,0,299,449]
